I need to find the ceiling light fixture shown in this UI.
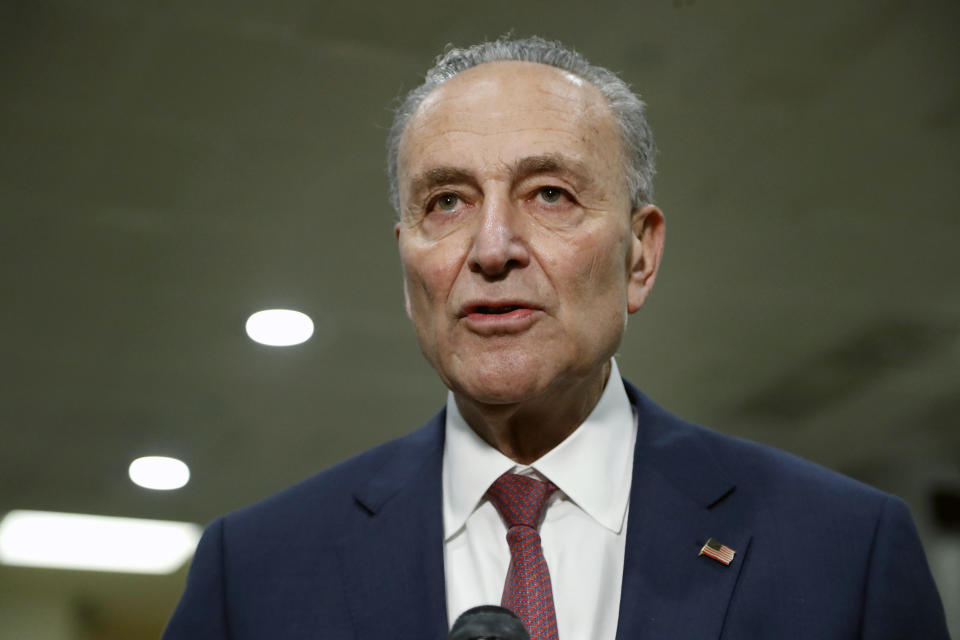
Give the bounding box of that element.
[0,510,201,574]
[129,456,190,490]
[245,309,314,346]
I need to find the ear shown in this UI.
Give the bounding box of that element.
[395,222,413,320]
[626,204,665,314]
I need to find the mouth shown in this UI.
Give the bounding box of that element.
[468,304,527,315]
[457,301,542,333]
[459,301,540,317]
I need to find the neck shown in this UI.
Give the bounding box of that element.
[455,361,612,464]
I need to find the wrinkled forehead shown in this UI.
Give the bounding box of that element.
[397,60,624,192]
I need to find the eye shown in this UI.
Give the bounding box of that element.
[434,193,460,212]
[537,186,567,204]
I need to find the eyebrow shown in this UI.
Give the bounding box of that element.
[512,153,595,190]
[408,167,475,202]
[404,153,599,213]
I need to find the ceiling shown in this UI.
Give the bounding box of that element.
[1,0,958,636]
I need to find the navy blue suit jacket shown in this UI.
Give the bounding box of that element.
[164,380,949,638]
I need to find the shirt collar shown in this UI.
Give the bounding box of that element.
[442,358,636,540]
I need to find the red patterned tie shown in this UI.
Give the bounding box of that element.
[486,473,559,640]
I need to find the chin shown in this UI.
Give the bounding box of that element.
[447,351,555,406]
[460,381,538,405]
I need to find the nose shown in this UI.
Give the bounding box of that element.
[467,195,530,279]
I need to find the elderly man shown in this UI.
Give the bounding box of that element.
[164,37,948,639]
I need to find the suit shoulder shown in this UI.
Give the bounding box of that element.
[701,418,890,518]
[628,380,891,517]
[698,418,881,500]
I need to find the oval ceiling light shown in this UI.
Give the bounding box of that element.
[129,456,190,490]
[245,309,314,346]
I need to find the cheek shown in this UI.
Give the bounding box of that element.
[560,228,629,296]
[402,243,465,311]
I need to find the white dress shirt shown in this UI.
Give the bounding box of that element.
[442,358,637,640]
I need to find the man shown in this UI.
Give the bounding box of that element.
[164,37,949,639]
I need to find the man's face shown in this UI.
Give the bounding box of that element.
[395,61,663,405]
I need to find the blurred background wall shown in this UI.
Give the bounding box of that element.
[1,0,957,637]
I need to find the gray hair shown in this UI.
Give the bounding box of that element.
[386,36,656,214]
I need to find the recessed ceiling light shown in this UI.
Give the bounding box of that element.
[245,309,314,346]
[0,510,201,574]
[129,456,190,490]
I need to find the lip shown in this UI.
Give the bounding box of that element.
[457,300,543,334]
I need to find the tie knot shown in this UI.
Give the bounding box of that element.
[486,473,557,529]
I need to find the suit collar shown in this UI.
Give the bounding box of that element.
[353,409,446,514]
[341,412,450,640]
[626,381,736,508]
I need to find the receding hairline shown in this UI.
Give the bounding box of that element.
[421,58,591,93]
[400,59,610,142]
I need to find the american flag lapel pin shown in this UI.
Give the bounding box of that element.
[699,538,736,566]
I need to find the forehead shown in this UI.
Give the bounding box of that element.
[398,61,623,188]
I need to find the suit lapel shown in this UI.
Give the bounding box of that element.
[337,413,449,640]
[616,383,752,640]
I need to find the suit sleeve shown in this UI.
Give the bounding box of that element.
[859,496,950,639]
[163,517,231,639]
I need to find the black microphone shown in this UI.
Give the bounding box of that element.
[448,605,531,640]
